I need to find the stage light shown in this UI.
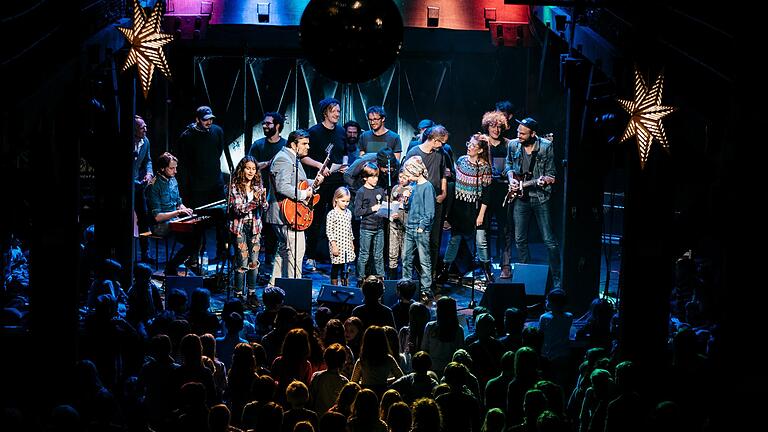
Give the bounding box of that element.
[427,6,439,27]
[257,2,270,23]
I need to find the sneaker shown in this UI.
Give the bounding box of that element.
[305,258,317,272]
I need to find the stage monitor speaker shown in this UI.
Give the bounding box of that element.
[479,282,526,326]
[511,263,550,296]
[318,285,364,307]
[164,276,204,305]
[275,278,313,311]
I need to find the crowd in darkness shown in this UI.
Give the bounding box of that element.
[0,242,721,431]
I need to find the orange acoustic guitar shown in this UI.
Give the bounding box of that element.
[279,144,333,231]
[503,172,555,206]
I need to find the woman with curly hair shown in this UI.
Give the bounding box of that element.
[228,155,268,304]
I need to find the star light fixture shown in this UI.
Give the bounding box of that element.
[118,0,174,98]
[617,67,677,169]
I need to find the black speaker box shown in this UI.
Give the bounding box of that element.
[479,282,527,326]
[511,263,550,296]
[318,285,364,307]
[164,276,204,305]
[275,278,313,311]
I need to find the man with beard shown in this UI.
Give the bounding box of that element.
[175,106,233,263]
[249,112,287,276]
[304,98,347,271]
[265,130,324,283]
[359,106,403,161]
[505,117,560,288]
[343,120,362,164]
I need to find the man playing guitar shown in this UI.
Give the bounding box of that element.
[264,130,325,284]
[505,117,562,288]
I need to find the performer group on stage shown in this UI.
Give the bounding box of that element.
[136,99,562,303]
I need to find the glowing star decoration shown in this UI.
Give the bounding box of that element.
[617,68,677,169]
[118,0,174,98]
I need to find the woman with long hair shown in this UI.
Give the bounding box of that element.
[350,326,404,397]
[228,155,268,304]
[422,296,465,377]
[436,133,494,284]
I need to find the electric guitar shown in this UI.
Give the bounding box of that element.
[279,144,333,231]
[503,172,555,206]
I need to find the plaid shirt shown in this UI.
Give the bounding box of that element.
[228,185,268,236]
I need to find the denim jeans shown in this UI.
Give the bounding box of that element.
[358,228,384,277]
[513,197,561,285]
[444,229,489,264]
[402,228,432,293]
[233,221,260,294]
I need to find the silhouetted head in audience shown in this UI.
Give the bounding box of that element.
[165,289,188,315]
[504,307,526,338]
[523,389,548,426]
[514,347,540,381]
[315,306,333,331]
[286,380,310,409]
[436,297,459,342]
[442,362,468,390]
[387,401,412,432]
[383,325,402,357]
[482,408,505,432]
[407,302,431,351]
[361,275,385,304]
[208,404,232,432]
[379,389,403,421]
[411,397,442,432]
[262,285,286,311]
[360,325,390,366]
[231,342,256,374]
[333,382,361,417]
[319,411,347,432]
[180,333,204,366]
[148,333,173,362]
[536,410,567,432]
[499,351,515,375]
[534,380,565,416]
[324,343,347,371]
[521,326,544,353]
[351,388,380,425]
[280,328,310,362]
[189,288,212,314]
[474,313,497,339]
[545,289,567,313]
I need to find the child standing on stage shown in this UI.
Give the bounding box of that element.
[401,156,436,300]
[228,156,268,304]
[388,171,412,279]
[327,187,356,285]
[354,163,386,280]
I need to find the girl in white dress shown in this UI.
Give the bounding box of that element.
[326,187,356,285]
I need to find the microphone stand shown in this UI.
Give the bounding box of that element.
[224,166,235,300]
[386,157,392,279]
[293,155,299,279]
[468,157,481,309]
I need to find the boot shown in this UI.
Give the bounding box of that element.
[331,278,339,286]
[482,262,495,283]
[246,291,259,308]
[500,265,512,279]
[386,267,399,280]
[435,262,453,285]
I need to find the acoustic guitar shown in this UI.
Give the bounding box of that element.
[503,172,555,206]
[279,144,333,231]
